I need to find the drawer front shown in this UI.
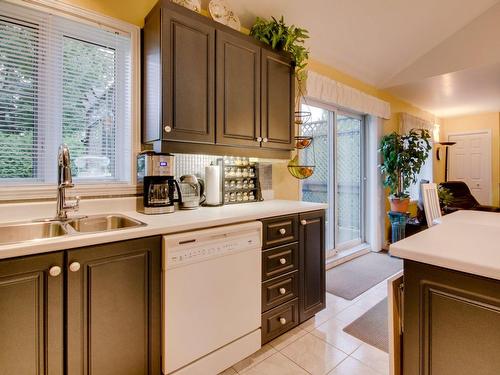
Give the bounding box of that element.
[262,243,298,281]
[261,298,299,344]
[262,271,298,312]
[262,214,298,249]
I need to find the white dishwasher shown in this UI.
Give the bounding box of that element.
[163,221,262,375]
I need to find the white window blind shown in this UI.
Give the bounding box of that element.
[0,2,131,186]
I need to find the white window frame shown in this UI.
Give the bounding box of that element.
[0,0,140,201]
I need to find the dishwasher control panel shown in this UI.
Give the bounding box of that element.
[163,222,262,269]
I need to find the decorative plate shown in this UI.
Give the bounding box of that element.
[209,0,241,31]
[172,0,201,13]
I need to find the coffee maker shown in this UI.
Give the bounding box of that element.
[136,151,181,214]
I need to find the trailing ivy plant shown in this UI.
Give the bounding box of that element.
[250,16,309,82]
[379,129,432,199]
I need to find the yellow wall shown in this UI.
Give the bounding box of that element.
[439,113,500,206]
[61,0,156,26]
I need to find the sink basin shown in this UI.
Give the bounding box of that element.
[67,214,145,233]
[0,222,68,245]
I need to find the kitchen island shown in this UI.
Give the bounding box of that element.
[390,210,500,375]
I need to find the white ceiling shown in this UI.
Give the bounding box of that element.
[206,0,500,117]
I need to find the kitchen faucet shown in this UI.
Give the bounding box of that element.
[56,144,80,220]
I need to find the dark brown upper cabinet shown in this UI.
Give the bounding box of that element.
[143,4,215,144]
[261,49,295,150]
[143,1,295,158]
[216,30,261,148]
[299,210,326,322]
[0,252,64,375]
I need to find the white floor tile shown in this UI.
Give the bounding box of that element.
[269,326,308,351]
[311,318,363,354]
[243,352,308,375]
[327,356,382,375]
[281,333,348,375]
[232,344,277,373]
[351,344,390,375]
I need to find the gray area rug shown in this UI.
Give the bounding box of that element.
[326,252,402,300]
[343,297,389,352]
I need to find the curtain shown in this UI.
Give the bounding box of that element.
[306,71,391,119]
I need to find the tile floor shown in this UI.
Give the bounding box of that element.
[220,277,391,375]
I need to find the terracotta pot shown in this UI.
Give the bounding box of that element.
[389,197,410,213]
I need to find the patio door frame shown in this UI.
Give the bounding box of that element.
[300,99,366,258]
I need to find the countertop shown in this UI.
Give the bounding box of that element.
[390,210,500,281]
[0,199,328,260]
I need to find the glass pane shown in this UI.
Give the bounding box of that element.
[0,19,38,179]
[336,114,362,245]
[62,36,116,180]
[300,104,333,250]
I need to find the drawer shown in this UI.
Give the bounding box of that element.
[261,214,298,249]
[262,270,298,312]
[262,243,298,281]
[261,298,299,344]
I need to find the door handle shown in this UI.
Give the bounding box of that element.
[49,266,62,277]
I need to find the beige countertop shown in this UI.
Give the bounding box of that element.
[390,210,500,281]
[0,199,328,260]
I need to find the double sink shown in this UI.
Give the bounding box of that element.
[0,214,146,246]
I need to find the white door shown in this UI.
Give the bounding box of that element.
[448,131,492,205]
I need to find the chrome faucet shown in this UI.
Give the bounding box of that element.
[56,144,80,220]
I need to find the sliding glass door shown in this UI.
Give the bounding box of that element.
[300,103,365,257]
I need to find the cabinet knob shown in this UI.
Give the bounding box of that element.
[256,137,263,142]
[279,287,286,295]
[263,137,269,143]
[69,262,81,272]
[49,266,62,277]
[300,219,307,226]
[279,317,287,325]
[279,258,287,265]
[164,125,172,133]
[279,228,286,235]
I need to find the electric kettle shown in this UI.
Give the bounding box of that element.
[178,175,205,209]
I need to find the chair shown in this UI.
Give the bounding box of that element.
[422,183,442,227]
[439,181,500,213]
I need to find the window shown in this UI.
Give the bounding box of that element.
[300,103,365,255]
[0,2,132,189]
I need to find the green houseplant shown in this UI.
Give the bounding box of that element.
[250,16,309,83]
[379,129,432,212]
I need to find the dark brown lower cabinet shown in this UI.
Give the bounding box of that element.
[403,260,500,375]
[299,210,326,322]
[67,236,161,375]
[260,210,326,344]
[0,252,64,375]
[0,237,161,375]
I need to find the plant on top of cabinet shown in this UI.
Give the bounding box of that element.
[250,16,309,83]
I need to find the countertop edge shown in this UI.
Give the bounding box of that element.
[0,201,328,260]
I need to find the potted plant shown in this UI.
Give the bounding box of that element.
[379,129,432,212]
[250,16,309,84]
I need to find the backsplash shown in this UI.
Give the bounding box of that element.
[174,153,273,198]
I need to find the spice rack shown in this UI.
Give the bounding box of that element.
[221,157,263,205]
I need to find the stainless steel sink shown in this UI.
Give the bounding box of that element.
[66,214,145,233]
[0,222,68,245]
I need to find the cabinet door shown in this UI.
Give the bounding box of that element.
[403,260,500,375]
[261,50,295,150]
[67,237,161,375]
[0,252,64,375]
[299,210,326,322]
[162,9,215,143]
[216,30,261,147]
